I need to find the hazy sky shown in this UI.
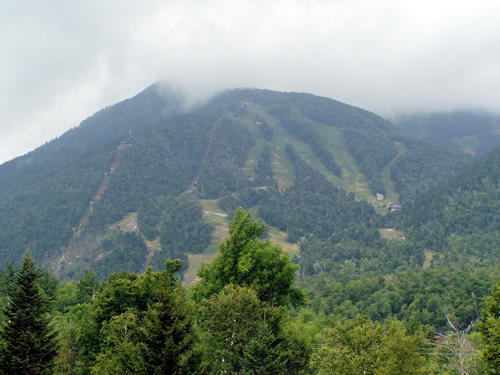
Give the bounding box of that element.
[2,0,500,164]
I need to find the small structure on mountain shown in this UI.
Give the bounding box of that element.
[240,101,254,108]
[376,193,384,201]
[388,203,402,212]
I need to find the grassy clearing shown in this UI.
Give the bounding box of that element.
[454,135,480,156]
[423,250,437,269]
[378,228,404,241]
[200,199,230,253]
[254,110,297,190]
[312,123,374,201]
[184,252,219,286]
[272,147,295,190]
[183,199,231,285]
[379,142,407,203]
[267,226,300,257]
[185,198,301,285]
[200,199,223,212]
[115,212,138,232]
[144,237,161,251]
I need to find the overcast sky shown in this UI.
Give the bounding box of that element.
[1,0,500,164]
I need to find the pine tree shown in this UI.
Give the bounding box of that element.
[479,277,500,374]
[0,253,58,375]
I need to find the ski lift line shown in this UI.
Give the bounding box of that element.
[56,145,126,277]
[188,120,219,191]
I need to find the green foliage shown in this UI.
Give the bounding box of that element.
[391,139,472,205]
[199,285,310,375]
[480,277,500,374]
[402,146,500,249]
[195,116,255,198]
[343,127,398,195]
[91,311,147,375]
[192,208,304,308]
[151,194,214,271]
[257,117,274,141]
[299,235,423,277]
[254,145,278,188]
[0,149,112,267]
[278,117,341,176]
[54,318,81,375]
[305,263,496,331]
[0,86,473,281]
[0,253,58,375]
[91,261,199,374]
[0,264,17,323]
[312,315,425,375]
[76,270,99,304]
[92,232,149,280]
[88,114,212,233]
[78,260,199,374]
[255,144,376,242]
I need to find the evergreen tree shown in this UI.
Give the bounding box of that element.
[76,270,99,304]
[199,285,310,374]
[480,277,500,374]
[90,260,199,375]
[0,253,58,375]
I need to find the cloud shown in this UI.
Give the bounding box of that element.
[1,0,500,163]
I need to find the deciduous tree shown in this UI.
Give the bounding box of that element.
[192,208,304,308]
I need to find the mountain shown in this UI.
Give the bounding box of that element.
[0,83,184,191]
[0,85,471,280]
[402,144,500,260]
[394,111,500,156]
[301,145,500,329]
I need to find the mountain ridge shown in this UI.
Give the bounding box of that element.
[0,85,472,280]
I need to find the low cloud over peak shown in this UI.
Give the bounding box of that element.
[2,0,500,163]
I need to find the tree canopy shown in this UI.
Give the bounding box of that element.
[480,277,500,374]
[192,208,304,308]
[0,252,58,375]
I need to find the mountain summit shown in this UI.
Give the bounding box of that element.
[0,85,470,279]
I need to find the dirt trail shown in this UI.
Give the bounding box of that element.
[138,122,221,273]
[55,145,127,275]
[142,246,156,272]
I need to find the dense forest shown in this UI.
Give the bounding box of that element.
[0,87,471,278]
[0,211,499,374]
[0,85,499,373]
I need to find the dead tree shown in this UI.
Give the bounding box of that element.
[434,313,478,375]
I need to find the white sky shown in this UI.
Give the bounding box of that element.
[1,0,500,164]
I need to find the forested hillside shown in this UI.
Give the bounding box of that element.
[402,145,500,255]
[296,146,500,335]
[0,86,471,281]
[0,84,184,192]
[0,211,498,374]
[0,84,499,373]
[395,110,500,156]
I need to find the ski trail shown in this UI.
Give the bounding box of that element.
[186,121,219,193]
[56,145,127,276]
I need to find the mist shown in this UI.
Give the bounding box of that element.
[2,0,500,164]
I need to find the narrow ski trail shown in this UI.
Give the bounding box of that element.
[143,121,220,271]
[55,144,127,276]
